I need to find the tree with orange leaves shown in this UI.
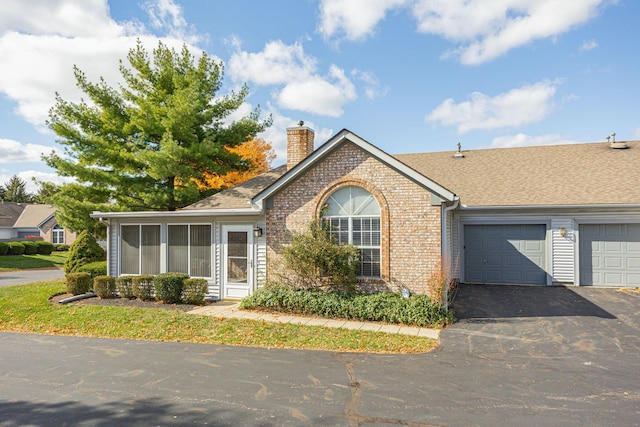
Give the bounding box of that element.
[196,137,276,192]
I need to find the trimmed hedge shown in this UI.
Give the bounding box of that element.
[36,241,54,255]
[182,278,208,305]
[66,272,92,295]
[77,261,107,279]
[0,242,8,256]
[133,275,155,301]
[21,241,38,255]
[115,276,136,299]
[154,272,189,304]
[240,285,455,328]
[54,244,69,251]
[7,242,25,255]
[93,275,116,299]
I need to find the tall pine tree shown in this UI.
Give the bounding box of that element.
[46,40,270,235]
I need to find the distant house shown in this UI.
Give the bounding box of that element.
[0,202,76,245]
[94,125,640,300]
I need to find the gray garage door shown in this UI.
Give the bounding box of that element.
[579,224,640,287]
[464,224,547,285]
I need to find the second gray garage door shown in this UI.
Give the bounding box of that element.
[579,224,640,287]
[464,224,547,285]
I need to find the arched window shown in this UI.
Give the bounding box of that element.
[52,224,64,244]
[322,186,381,277]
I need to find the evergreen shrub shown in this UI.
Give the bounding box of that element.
[93,275,116,299]
[36,241,54,255]
[66,272,92,295]
[21,241,38,255]
[154,272,189,304]
[64,230,105,273]
[115,276,136,299]
[133,275,155,301]
[181,278,208,305]
[7,242,25,255]
[0,242,8,256]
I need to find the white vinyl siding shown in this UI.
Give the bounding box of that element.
[551,219,575,283]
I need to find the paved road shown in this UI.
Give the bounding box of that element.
[0,267,64,287]
[1,285,639,426]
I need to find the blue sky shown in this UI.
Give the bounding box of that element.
[1,0,638,193]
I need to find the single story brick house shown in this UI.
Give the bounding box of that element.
[0,202,76,245]
[93,125,640,299]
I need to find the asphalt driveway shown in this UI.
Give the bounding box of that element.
[0,267,65,287]
[1,283,639,426]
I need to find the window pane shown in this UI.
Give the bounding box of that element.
[191,225,211,277]
[168,225,189,273]
[121,225,140,275]
[227,231,247,283]
[141,225,160,275]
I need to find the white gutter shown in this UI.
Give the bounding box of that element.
[460,203,640,211]
[90,208,262,219]
[441,197,459,311]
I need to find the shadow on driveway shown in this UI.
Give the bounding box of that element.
[451,283,616,320]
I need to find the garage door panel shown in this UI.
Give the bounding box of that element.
[580,224,640,287]
[464,224,547,285]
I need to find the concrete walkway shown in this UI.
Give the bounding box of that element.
[188,302,440,339]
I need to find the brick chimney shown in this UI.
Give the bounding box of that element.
[286,121,315,170]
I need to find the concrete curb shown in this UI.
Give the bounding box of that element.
[188,303,440,339]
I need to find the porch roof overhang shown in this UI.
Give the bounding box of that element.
[90,207,262,220]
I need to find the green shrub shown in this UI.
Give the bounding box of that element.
[181,278,208,305]
[54,244,69,251]
[35,241,54,255]
[21,241,38,255]
[240,285,454,328]
[0,242,8,256]
[77,261,107,279]
[7,242,25,255]
[154,272,189,304]
[116,276,136,299]
[279,220,359,292]
[93,275,116,299]
[133,275,155,301]
[64,230,105,273]
[65,272,92,295]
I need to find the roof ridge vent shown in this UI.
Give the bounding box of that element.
[607,132,628,149]
[453,142,465,158]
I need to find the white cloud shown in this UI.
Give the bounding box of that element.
[318,0,409,41]
[229,41,357,117]
[229,41,317,86]
[352,70,388,99]
[0,139,60,163]
[0,0,123,37]
[488,133,585,148]
[426,81,558,133]
[0,170,74,194]
[579,39,599,51]
[142,0,203,44]
[317,0,606,64]
[0,0,203,129]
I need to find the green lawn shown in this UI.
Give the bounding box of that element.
[0,252,68,271]
[0,281,437,354]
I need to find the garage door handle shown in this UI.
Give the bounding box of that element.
[483,258,487,263]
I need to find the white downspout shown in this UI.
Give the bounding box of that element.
[441,197,459,311]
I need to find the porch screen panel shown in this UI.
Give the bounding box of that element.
[168,225,189,273]
[141,225,160,275]
[190,225,211,277]
[121,225,140,274]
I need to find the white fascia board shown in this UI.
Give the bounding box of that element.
[253,129,456,204]
[460,203,640,211]
[90,208,261,219]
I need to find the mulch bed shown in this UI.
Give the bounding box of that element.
[49,293,212,312]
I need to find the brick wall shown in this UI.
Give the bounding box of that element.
[266,142,442,295]
[286,125,315,170]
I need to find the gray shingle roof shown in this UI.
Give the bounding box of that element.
[394,140,640,207]
[0,202,27,227]
[184,165,288,210]
[184,139,640,211]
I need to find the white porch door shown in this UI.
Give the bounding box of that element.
[222,225,254,299]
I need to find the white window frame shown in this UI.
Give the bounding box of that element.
[52,224,64,244]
